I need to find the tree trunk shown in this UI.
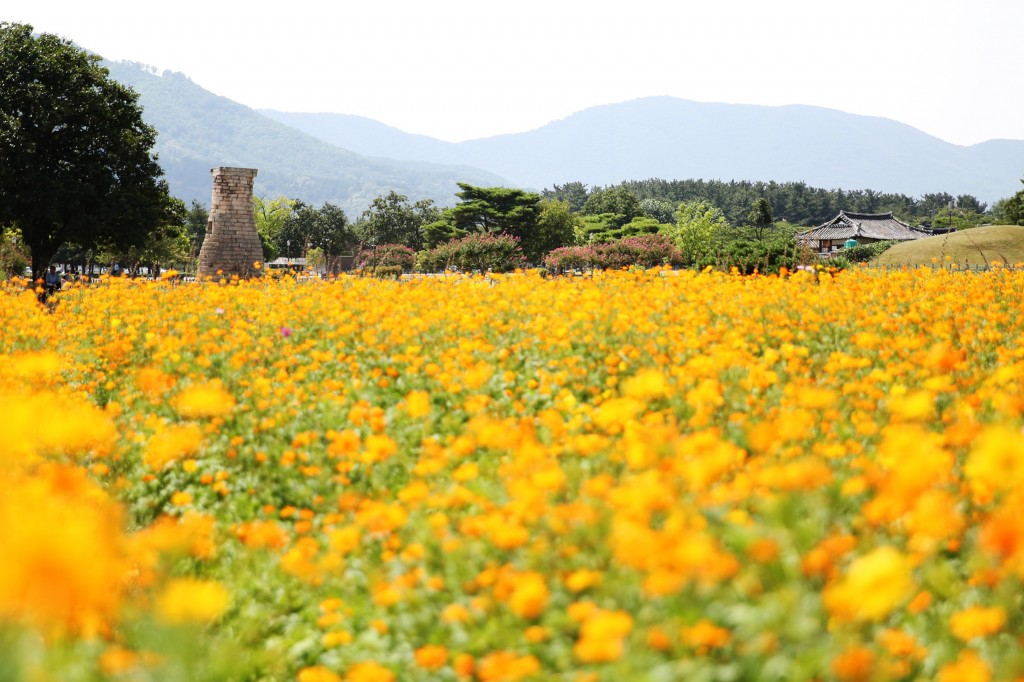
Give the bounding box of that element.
[30,243,56,281]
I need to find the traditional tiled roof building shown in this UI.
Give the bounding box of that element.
[797,211,928,254]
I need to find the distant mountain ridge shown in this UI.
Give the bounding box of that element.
[262,97,1024,205]
[103,54,1023,211]
[101,61,505,216]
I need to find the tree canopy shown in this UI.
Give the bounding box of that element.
[279,201,356,271]
[0,22,181,275]
[998,179,1024,226]
[424,184,558,264]
[355,190,440,251]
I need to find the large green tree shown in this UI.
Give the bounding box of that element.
[580,187,644,224]
[541,182,590,213]
[531,200,579,262]
[663,200,728,266]
[429,184,550,262]
[0,23,180,276]
[279,201,356,271]
[355,190,440,251]
[253,195,297,260]
[447,183,541,236]
[997,180,1024,226]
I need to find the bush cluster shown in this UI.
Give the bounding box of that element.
[417,233,525,273]
[354,244,416,272]
[840,240,896,263]
[544,234,682,272]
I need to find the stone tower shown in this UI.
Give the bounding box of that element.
[197,167,263,278]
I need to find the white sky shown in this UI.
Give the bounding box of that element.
[5,0,1021,145]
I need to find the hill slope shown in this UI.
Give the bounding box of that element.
[263,97,1024,204]
[102,62,505,215]
[874,225,1024,266]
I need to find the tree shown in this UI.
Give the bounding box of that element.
[580,187,643,224]
[253,195,297,261]
[664,200,728,266]
[355,191,440,251]
[279,202,356,272]
[307,203,356,272]
[447,184,541,235]
[640,198,677,224]
[0,23,182,276]
[428,184,547,262]
[184,200,209,264]
[530,200,579,263]
[999,180,1024,226]
[541,182,589,213]
[747,197,775,241]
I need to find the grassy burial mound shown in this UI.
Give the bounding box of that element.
[873,224,1024,267]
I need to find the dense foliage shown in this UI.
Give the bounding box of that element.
[547,179,992,228]
[354,244,417,272]
[417,232,526,273]
[544,235,682,271]
[0,23,182,275]
[998,179,1024,226]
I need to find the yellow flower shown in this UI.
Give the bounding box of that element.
[172,380,236,419]
[402,390,432,418]
[0,390,117,463]
[823,546,914,622]
[938,649,991,682]
[144,423,204,470]
[154,578,229,624]
[964,425,1024,494]
[507,572,549,620]
[573,609,633,663]
[621,368,670,401]
[950,606,1006,641]
[0,464,129,636]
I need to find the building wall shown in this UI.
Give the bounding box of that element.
[197,167,263,278]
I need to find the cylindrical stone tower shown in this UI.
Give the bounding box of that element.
[198,167,263,278]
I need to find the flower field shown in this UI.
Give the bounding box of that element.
[3,266,1024,681]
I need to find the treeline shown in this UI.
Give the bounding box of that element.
[544,179,991,227]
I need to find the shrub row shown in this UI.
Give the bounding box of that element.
[543,235,682,272]
[417,233,526,273]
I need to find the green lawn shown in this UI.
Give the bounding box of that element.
[873,224,1024,267]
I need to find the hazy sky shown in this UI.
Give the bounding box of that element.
[5,0,1021,145]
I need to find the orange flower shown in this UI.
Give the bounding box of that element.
[831,645,875,682]
[574,609,633,663]
[938,649,991,682]
[950,606,1006,641]
[414,644,449,670]
[507,572,549,619]
[680,619,731,653]
[298,666,342,682]
[345,661,394,682]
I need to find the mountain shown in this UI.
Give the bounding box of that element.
[262,97,1024,205]
[101,61,505,215]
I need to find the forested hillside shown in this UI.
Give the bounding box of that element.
[574,178,989,227]
[102,62,505,214]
